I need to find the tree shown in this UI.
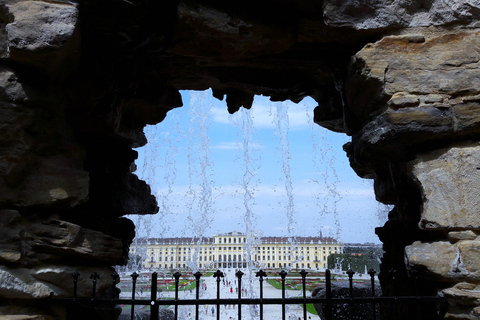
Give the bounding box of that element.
[327,246,383,274]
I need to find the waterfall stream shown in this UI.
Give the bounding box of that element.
[125,90,383,274]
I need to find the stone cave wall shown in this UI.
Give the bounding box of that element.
[0,0,480,319]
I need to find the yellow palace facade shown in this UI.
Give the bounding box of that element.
[133,231,343,270]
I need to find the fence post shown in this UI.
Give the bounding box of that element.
[131,272,139,320]
[280,270,288,320]
[72,272,80,301]
[256,270,267,320]
[213,270,224,320]
[236,270,244,320]
[300,269,308,320]
[389,269,398,320]
[194,271,202,320]
[150,272,158,320]
[347,269,355,320]
[91,273,100,299]
[325,269,332,320]
[173,271,181,320]
[91,273,100,320]
[368,269,377,320]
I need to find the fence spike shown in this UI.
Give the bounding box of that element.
[71,272,80,300]
[90,272,100,299]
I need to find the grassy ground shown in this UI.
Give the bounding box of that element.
[266,280,319,315]
[120,279,197,293]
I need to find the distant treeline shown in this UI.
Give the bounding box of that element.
[327,245,383,274]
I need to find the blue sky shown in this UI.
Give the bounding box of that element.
[132,90,388,243]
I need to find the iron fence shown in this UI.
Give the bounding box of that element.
[47,269,444,320]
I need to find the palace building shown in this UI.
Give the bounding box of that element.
[132,231,343,270]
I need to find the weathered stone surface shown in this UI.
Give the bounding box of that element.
[324,0,480,30]
[0,265,117,299]
[449,231,478,242]
[173,2,295,61]
[408,143,480,230]
[0,64,89,208]
[0,210,124,267]
[0,316,47,320]
[0,210,23,264]
[442,282,480,319]
[347,30,480,136]
[25,219,124,265]
[405,241,458,280]
[457,241,480,275]
[3,0,80,77]
[406,240,480,281]
[387,92,420,108]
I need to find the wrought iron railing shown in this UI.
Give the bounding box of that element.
[47,269,443,320]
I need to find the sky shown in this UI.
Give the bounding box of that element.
[131,90,389,244]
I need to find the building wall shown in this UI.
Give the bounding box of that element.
[132,232,343,270]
